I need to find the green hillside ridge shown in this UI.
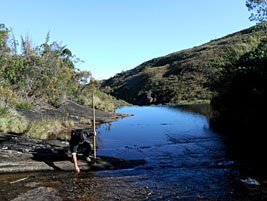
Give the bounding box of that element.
[101,23,267,105]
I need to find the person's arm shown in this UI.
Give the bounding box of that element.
[72,152,80,173]
[70,142,80,173]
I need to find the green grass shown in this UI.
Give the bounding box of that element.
[0,104,29,133]
[75,87,131,112]
[26,119,74,140]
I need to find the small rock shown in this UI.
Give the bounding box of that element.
[60,141,69,145]
[241,177,260,186]
[22,148,30,153]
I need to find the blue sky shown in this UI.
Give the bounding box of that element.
[1,1,255,79]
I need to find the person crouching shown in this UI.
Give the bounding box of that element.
[69,128,93,173]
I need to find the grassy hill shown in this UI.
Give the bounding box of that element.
[101,23,267,105]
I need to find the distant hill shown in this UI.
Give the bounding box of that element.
[101,23,267,105]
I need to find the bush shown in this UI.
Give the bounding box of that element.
[0,105,29,133]
[26,119,74,140]
[209,41,267,133]
[15,100,33,109]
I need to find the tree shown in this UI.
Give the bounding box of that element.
[209,40,267,133]
[246,0,267,22]
[0,22,95,108]
[0,23,10,54]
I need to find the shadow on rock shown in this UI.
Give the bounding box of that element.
[31,148,69,171]
[31,148,146,172]
[88,156,147,171]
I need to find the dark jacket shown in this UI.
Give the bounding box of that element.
[69,129,93,154]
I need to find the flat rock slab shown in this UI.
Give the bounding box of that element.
[0,132,145,174]
[0,149,146,174]
[18,100,131,124]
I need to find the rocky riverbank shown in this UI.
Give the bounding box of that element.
[0,101,145,174]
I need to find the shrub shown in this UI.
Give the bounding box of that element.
[15,100,33,109]
[26,119,74,140]
[0,104,29,133]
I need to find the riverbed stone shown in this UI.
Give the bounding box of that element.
[11,187,62,201]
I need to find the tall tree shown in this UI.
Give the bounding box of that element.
[0,23,10,54]
[246,0,267,22]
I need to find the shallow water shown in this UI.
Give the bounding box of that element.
[1,105,266,201]
[96,106,243,200]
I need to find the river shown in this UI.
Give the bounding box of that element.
[1,105,266,200]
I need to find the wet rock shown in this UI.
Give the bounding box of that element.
[0,133,146,173]
[216,160,236,168]
[241,178,260,186]
[11,187,62,201]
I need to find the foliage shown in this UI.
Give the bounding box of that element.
[0,104,29,133]
[246,0,267,22]
[26,119,74,140]
[15,100,33,110]
[0,23,10,54]
[75,81,130,112]
[0,85,17,106]
[0,21,129,140]
[209,40,267,132]
[0,27,92,108]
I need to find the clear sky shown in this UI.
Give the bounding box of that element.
[1,0,255,80]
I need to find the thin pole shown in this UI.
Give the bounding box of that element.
[92,92,97,160]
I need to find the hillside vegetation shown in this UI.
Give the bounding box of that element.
[1,25,128,110]
[209,36,267,134]
[101,23,267,105]
[0,22,128,136]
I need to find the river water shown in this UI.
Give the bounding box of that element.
[1,105,266,200]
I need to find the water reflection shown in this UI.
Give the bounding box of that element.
[174,103,211,117]
[97,106,220,159]
[101,122,112,132]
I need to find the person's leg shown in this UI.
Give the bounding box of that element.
[80,142,92,162]
[69,143,80,172]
